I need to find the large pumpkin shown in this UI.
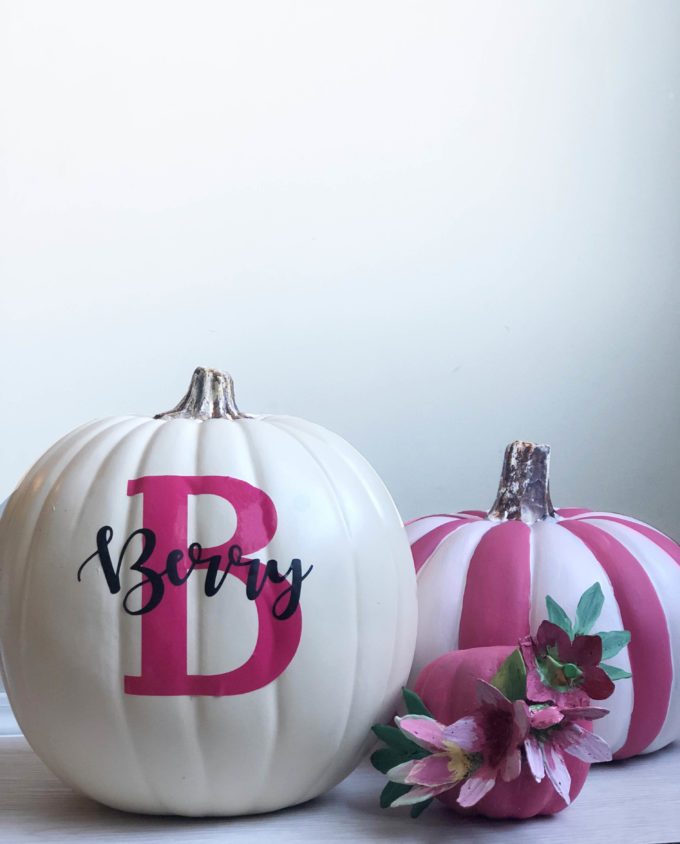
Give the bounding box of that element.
[406,440,680,760]
[414,646,590,818]
[0,367,417,815]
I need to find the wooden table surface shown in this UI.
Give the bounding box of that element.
[0,722,678,844]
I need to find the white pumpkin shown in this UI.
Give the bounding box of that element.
[406,441,680,760]
[0,368,417,816]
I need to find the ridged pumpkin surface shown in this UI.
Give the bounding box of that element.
[0,414,417,815]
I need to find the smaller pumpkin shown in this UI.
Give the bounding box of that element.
[414,646,590,819]
[372,582,622,820]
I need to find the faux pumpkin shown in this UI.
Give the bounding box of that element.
[414,646,590,818]
[406,440,680,759]
[0,367,417,816]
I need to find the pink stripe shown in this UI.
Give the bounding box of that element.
[459,510,486,518]
[573,515,680,567]
[557,508,592,517]
[458,521,531,649]
[410,519,471,574]
[560,520,672,758]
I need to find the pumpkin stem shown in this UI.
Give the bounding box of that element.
[155,367,249,420]
[487,441,555,524]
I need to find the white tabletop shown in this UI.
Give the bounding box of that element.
[0,725,678,844]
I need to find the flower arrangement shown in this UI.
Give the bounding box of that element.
[371,583,632,818]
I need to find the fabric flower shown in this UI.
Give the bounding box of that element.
[384,715,477,806]
[520,620,615,705]
[524,702,612,804]
[386,681,530,808]
[440,680,530,807]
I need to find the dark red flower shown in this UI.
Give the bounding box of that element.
[520,621,615,705]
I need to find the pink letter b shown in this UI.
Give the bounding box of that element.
[123,475,302,696]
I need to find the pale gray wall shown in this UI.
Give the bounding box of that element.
[2,1,679,537]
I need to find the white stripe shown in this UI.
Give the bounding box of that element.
[584,518,680,754]
[568,511,678,540]
[565,511,642,522]
[530,521,633,755]
[405,514,473,544]
[407,520,494,686]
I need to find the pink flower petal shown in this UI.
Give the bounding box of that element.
[442,715,484,752]
[407,753,461,787]
[561,705,609,721]
[521,639,554,703]
[476,679,512,711]
[390,783,453,807]
[512,700,531,738]
[555,688,591,707]
[542,742,572,805]
[457,768,497,808]
[524,735,545,782]
[396,715,447,751]
[499,747,523,783]
[529,705,563,730]
[518,635,537,666]
[386,760,418,784]
[525,670,554,703]
[558,724,613,763]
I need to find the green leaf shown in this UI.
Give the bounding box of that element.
[380,781,412,809]
[370,747,409,774]
[574,583,605,635]
[410,798,434,818]
[546,594,574,638]
[601,663,632,681]
[402,687,434,718]
[372,724,422,755]
[598,630,631,660]
[490,649,527,701]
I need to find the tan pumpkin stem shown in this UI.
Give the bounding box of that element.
[155,367,249,420]
[488,441,555,524]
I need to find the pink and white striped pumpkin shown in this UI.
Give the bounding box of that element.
[406,441,680,760]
